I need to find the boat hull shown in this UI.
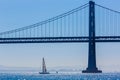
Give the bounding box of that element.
[39,72,50,74]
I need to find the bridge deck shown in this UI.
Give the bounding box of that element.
[0,36,120,43]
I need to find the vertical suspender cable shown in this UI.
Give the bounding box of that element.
[53,20,54,37]
[76,11,78,36]
[61,17,62,37]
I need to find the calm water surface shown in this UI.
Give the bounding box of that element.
[0,72,120,80]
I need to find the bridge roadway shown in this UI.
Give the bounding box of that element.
[0,36,120,43]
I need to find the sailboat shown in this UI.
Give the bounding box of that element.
[39,58,49,74]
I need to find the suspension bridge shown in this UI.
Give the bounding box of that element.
[0,1,120,73]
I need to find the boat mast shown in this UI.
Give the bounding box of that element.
[42,58,47,73]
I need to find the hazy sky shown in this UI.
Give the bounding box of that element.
[0,0,120,72]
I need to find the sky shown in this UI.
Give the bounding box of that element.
[0,0,120,72]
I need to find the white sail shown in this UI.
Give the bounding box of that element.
[39,57,49,74]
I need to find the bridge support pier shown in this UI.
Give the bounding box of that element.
[82,1,102,73]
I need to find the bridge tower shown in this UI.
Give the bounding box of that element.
[82,1,102,73]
